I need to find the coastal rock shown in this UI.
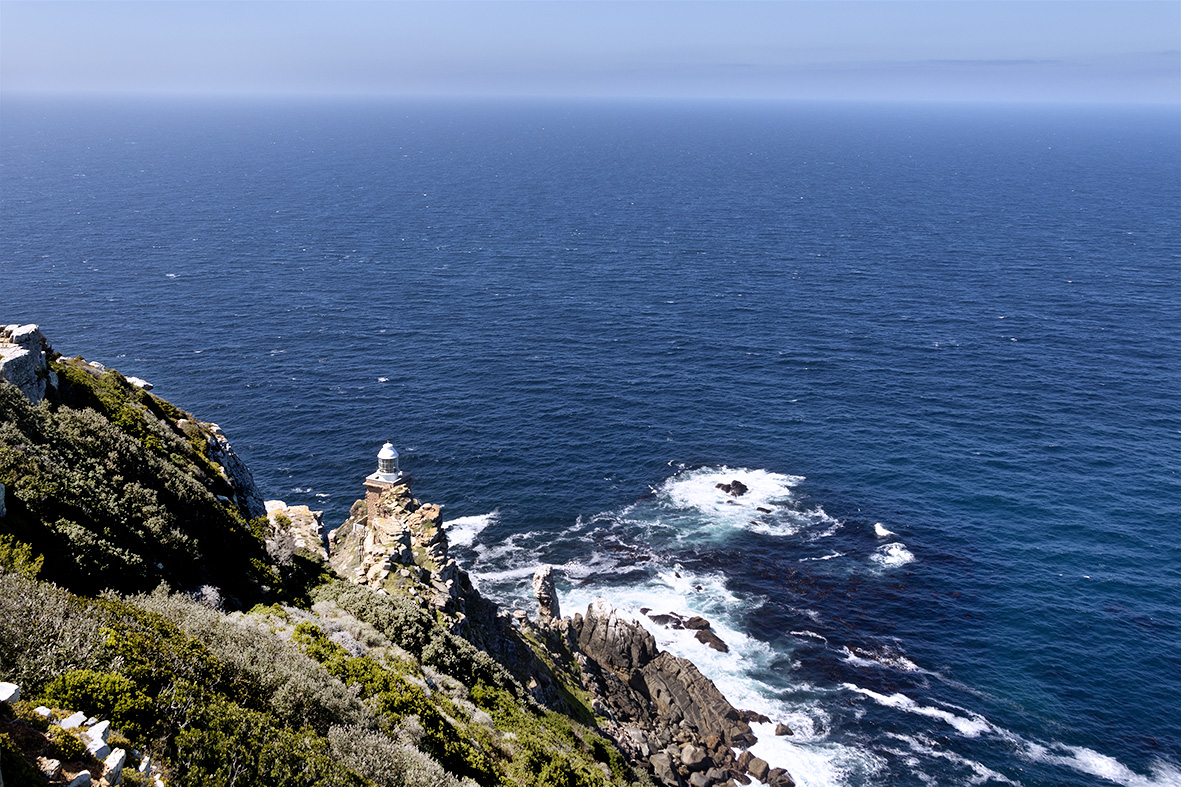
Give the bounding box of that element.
[205,424,267,520]
[715,480,749,498]
[37,757,63,779]
[680,743,708,771]
[774,722,793,736]
[0,324,53,403]
[532,565,561,625]
[66,772,92,787]
[265,500,329,560]
[747,757,770,783]
[632,652,757,749]
[694,629,730,653]
[579,598,658,674]
[0,682,19,704]
[650,752,682,787]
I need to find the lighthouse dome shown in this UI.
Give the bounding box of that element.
[376,442,401,479]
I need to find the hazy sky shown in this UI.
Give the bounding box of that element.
[2,1,1178,103]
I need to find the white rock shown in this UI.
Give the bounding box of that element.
[66,772,92,787]
[86,737,111,760]
[0,682,19,704]
[85,716,98,726]
[86,719,111,743]
[34,705,52,717]
[138,755,152,773]
[60,711,87,729]
[103,748,127,786]
[125,376,153,390]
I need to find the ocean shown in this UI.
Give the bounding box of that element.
[2,96,1178,786]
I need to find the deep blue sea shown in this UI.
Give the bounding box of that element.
[2,96,1179,787]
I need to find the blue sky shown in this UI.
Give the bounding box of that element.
[1,1,1177,103]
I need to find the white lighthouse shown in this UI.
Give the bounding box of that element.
[364,441,408,522]
[375,441,401,481]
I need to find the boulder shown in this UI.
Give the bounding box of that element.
[60,711,87,729]
[680,743,708,771]
[688,774,712,787]
[86,720,110,743]
[650,751,682,787]
[0,682,19,704]
[37,757,63,779]
[532,566,561,625]
[774,722,793,736]
[66,772,92,787]
[736,750,753,771]
[684,616,711,631]
[579,598,658,674]
[86,737,111,760]
[715,480,749,497]
[767,767,795,787]
[694,629,730,653]
[103,748,128,786]
[747,757,770,783]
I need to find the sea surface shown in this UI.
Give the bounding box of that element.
[2,96,1179,787]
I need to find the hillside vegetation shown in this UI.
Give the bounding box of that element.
[0,355,646,787]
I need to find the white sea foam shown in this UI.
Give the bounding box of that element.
[1024,743,1181,786]
[656,466,839,539]
[873,522,894,538]
[886,733,1021,786]
[844,685,993,737]
[839,645,925,674]
[446,510,498,548]
[870,541,915,568]
[560,565,884,787]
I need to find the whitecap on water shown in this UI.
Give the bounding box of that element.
[870,541,915,568]
[873,522,894,538]
[843,684,993,738]
[1023,742,1181,787]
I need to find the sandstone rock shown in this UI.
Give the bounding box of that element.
[37,757,63,779]
[60,711,87,729]
[650,752,682,787]
[688,773,711,787]
[774,722,793,736]
[0,682,19,704]
[87,719,111,743]
[736,750,753,771]
[0,324,50,403]
[579,598,658,674]
[103,748,127,786]
[66,771,92,787]
[206,424,266,520]
[680,743,708,771]
[532,565,561,625]
[747,757,770,783]
[705,767,729,783]
[740,710,771,725]
[767,767,795,787]
[87,737,111,760]
[632,652,757,749]
[684,616,710,631]
[265,500,328,560]
[694,629,730,653]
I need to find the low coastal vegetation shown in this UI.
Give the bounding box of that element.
[2,328,788,787]
[0,335,646,786]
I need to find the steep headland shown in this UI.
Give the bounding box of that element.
[1,326,796,787]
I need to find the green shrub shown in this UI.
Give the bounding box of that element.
[0,731,44,787]
[46,724,88,761]
[40,669,153,740]
[0,572,102,693]
[0,534,43,578]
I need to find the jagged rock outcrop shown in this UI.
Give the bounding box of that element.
[578,598,659,673]
[265,500,328,560]
[205,423,267,520]
[632,652,756,748]
[329,481,473,625]
[532,565,561,626]
[0,323,55,403]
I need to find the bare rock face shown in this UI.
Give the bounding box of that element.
[578,597,659,674]
[632,652,757,749]
[205,424,267,520]
[532,565,561,625]
[0,324,55,403]
[265,500,328,560]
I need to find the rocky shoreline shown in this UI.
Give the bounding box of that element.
[324,478,797,787]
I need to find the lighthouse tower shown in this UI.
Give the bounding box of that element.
[364,441,408,522]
